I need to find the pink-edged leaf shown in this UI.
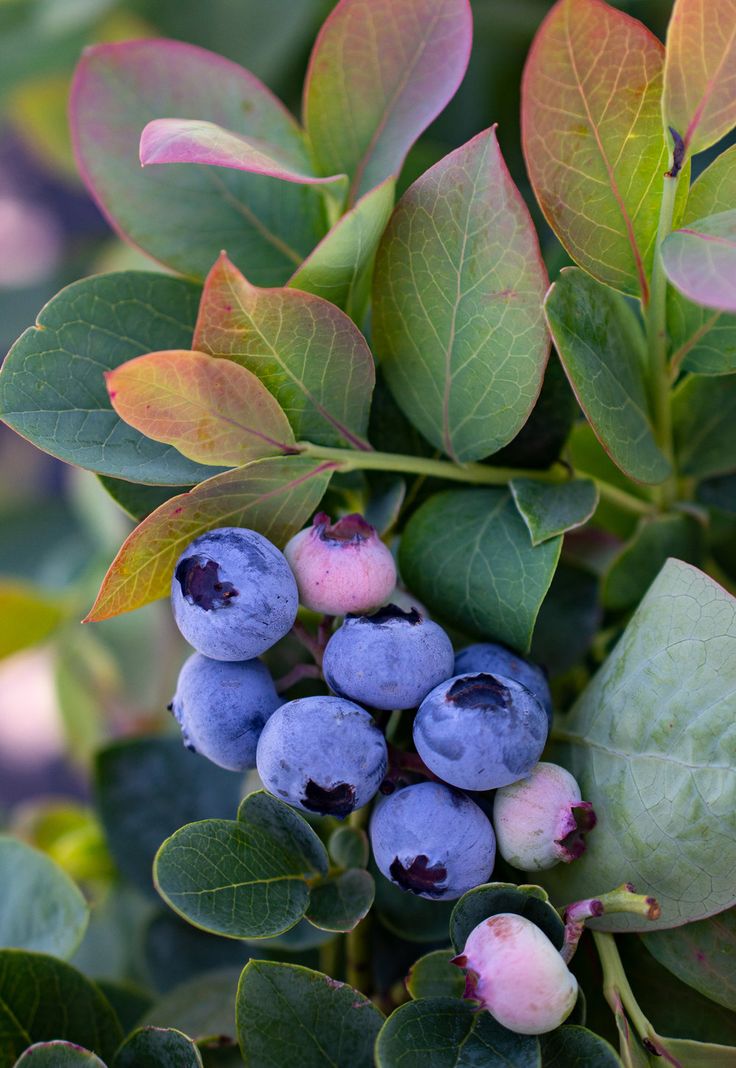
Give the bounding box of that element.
[662,209,736,313]
[105,350,297,468]
[522,0,687,301]
[193,253,374,449]
[288,177,395,315]
[140,118,347,194]
[372,127,550,463]
[663,0,736,158]
[84,455,335,622]
[70,39,326,284]
[303,0,472,205]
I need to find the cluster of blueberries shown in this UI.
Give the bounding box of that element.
[169,515,594,905]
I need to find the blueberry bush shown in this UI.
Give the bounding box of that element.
[0,0,735,1064]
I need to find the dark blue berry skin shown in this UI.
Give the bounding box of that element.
[369,782,495,901]
[171,527,298,661]
[323,605,455,710]
[256,696,388,819]
[454,643,553,726]
[171,653,282,771]
[413,673,548,791]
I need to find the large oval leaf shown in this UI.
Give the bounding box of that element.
[545,268,671,485]
[113,1027,203,1068]
[70,40,326,283]
[0,272,214,485]
[662,210,736,314]
[643,908,736,1011]
[541,1026,622,1066]
[85,455,334,621]
[542,558,736,929]
[663,0,736,158]
[522,0,679,300]
[193,253,374,449]
[303,0,472,204]
[154,792,329,939]
[237,961,383,1068]
[375,998,541,1068]
[14,1042,107,1067]
[0,837,88,960]
[399,488,561,653]
[449,883,565,953]
[373,128,549,463]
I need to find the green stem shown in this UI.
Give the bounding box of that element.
[319,936,341,980]
[346,913,372,994]
[300,443,652,517]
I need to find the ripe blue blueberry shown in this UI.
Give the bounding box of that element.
[452,913,578,1034]
[171,527,298,661]
[493,762,596,870]
[171,653,282,771]
[322,604,454,710]
[369,781,496,901]
[413,673,548,791]
[454,643,553,725]
[256,696,388,819]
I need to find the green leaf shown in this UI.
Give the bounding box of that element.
[375,998,541,1068]
[85,455,333,621]
[642,908,736,1011]
[95,737,242,899]
[658,1037,736,1066]
[541,558,736,929]
[698,474,736,514]
[510,478,598,546]
[545,269,670,485]
[566,423,650,540]
[97,478,186,522]
[372,866,454,944]
[662,210,736,314]
[530,563,601,677]
[328,826,369,870]
[602,513,704,611]
[489,355,578,473]
[522,0,683,300]
[662,0,736,158]
[13,1043,107,1067]
[0,273,214,485]
[70,40,326,284]
[405,950,465,1001]
[0,836,88,960]
[303,0,472,204]
[373,128,550,463]
[305,869,374,933]
[193,253,374,449]
[449,883,565,953]
[399,488,561,653]
[113,1027,203,1068]
[153,792,329,939]
[540,1026,622,1066]
[673,373,736,478]
[668,146,736,376]
[0,581,64,660]
[0,950,122,1065]
[140,969,241,1043]
[288,178,395,316]
[236,960,383,1068]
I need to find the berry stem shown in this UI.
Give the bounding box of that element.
[275,662,322,693]
[561,883,660,963]
[291,619,326,666]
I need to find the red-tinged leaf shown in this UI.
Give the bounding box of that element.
[140,118,347,195]
[662,210,736,313]
[105,350,297,468]
[84,456,335,622]
[70,40,326,284]
[373,127,550,463]
[193,253,374,449]
[303,0,472,205]
[522,0,683,301]
[663,0,736,158]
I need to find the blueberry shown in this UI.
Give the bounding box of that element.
[493,762,596,870]
[171,527,298,660]
[284,512,396,615]
[452,913,578,1034]
[454,643,553,726]
[369,781,495,901]
[323,605,454,710]
[413,673,548,791]
[256,696,388,818]
[171,653,282,771]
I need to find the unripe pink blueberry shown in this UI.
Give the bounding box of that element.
[452,913,578,1035]
[283,512,397,615]
[493,762,596,870]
